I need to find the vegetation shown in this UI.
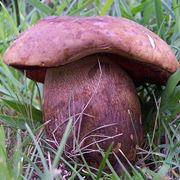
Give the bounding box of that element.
[0,0,179,179]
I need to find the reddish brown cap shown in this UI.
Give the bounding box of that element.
[3,16,179,83]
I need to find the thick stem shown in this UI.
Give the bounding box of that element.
[43,54,143,166]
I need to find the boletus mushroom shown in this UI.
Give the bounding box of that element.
[3,16,179,169]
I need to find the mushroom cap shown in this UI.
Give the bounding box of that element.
[3,16,179,83]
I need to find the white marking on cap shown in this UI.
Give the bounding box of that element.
[147,34,156,49]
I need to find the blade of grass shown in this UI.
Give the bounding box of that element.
[161,68,180,108]
[27,0,53,15]
[12,130,23,179]
[95,143,120,179]
[0,125,11,179]
[60,156,85,180]
[1,98,42,122]
[96,142,114,179]
[154,0,165,37]
[119,0,133,19]
[23,155,44,178]
[117,149,144,179]
[13,0,20,27]
[99,0,114,16]
[26,123,49,173]
[55,1,67,15]
[52,117,73,168]
[114,0,121,16]
[0,2,19,35]
[173,0,180,36]
[69,0,94,16]
[113,152,133,180]
[0,114,29,129]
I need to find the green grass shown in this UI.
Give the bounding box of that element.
[0,0,180,179]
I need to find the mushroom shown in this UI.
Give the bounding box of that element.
[3,16,179,168]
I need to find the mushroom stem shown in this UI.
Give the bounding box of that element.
[43,54,143,166]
